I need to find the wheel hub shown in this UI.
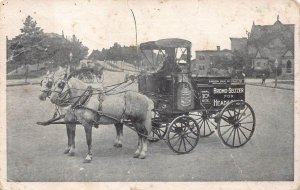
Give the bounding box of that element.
[233,123,240,128]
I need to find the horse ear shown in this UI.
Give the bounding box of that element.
[65,65,71,79]
[46,70,50,75]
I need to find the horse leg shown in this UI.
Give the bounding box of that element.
[139,137,147,159]
[133,135,142,158]
[113,123,123,148]
[64,125,71,154]
[68,124,76,156]
[139,112,152,159]
[83,124,93,163]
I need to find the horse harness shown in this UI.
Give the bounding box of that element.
[67,85,127,125]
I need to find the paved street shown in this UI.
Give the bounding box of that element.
[6,82,293,181]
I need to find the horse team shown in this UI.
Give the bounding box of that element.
[38,67,154,162]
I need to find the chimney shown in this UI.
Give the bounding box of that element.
[217,46,220,52]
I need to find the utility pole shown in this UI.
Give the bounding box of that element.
[274,59,278,88]
[130,9,139,71]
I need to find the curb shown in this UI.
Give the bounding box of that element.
[246,83,294,91]
[6,82,40,87]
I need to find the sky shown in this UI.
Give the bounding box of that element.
[1,0,299,56]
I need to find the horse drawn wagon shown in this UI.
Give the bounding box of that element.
[37,38,255,161]
[138,38,255,154]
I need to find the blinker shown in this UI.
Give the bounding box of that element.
[58,82,66,89]
[46,81,53,88]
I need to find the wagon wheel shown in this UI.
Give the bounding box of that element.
[166,116,200,154]
[148,112,167,142]
[217,100,255,148]
[189,111,216,137]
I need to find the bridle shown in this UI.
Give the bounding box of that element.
[51,77,72,106]
[40,76,54,96]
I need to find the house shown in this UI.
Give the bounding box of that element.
[231,16,294,76]
[193,46,233,75]
[281,50,294,74]
[190,59,208,76]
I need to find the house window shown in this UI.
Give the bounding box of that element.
[286,60,292,73]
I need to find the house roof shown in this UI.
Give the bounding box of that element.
[248,19,294,60]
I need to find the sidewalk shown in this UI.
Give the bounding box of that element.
[245,78,294,90]
[6,78,42,87]
[6,76,295,91]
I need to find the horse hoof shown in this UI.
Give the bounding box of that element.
[64,148,70,154]
[133,153,140,158]
[113,143,122,148]
[139,154,146,159]
[83,159,91,163]
[68,152,75,156]
[84,154,92,163]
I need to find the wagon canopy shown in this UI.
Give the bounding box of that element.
[140,38,192,50]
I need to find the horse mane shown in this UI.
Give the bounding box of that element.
[69,77,88,89]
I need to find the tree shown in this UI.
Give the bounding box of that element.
[68,34,89,67]
[89,44,138,66]
[9,16,46,80]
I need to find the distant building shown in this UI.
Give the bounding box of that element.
[190,59,208,76]
[195,46,233,61]
[230,16,294,76]
[230,37,247,55]
[193,46,232,75]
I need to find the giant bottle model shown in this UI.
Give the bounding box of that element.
[177,82,195,111]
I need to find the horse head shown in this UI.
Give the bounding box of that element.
[39,70,54,101]
[49,66,71,105]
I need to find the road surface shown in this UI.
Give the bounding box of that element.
[6,82,293,181]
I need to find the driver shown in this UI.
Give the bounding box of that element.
[157,50,181,74]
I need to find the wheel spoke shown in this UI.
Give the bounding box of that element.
[225,127,235,143]
[205,120,213,133]
[238,127,248,140]
[219,124,232,127]
[171,135,181,147]
[169,133,180,141]
[237,128,242,145]
[240,121,253,125]
[232,128,236,146]
[203,119,206,135]
[207,119,217,128]
[222,115,230,119]
[239,113,252,123]
[182,137,187,152]
[197,120,203,128]
[221,117,231,124]
[240,125,252,132]
[221,126,233,136]
[238,106,249,120]
[227,110,233,118]
[185,136,194,147]
[234,107,241,121]
[186,133,198,140]
[177,138,183,152]
[189,113,200,116]
[152,129,160,136]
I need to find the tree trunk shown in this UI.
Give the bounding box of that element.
[25,63,28,83]
[15,64,18,73]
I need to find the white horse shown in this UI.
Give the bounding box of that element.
[38,68,124,158]
[48,68,154,162]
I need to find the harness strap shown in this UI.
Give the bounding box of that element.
[71,86,93,109]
